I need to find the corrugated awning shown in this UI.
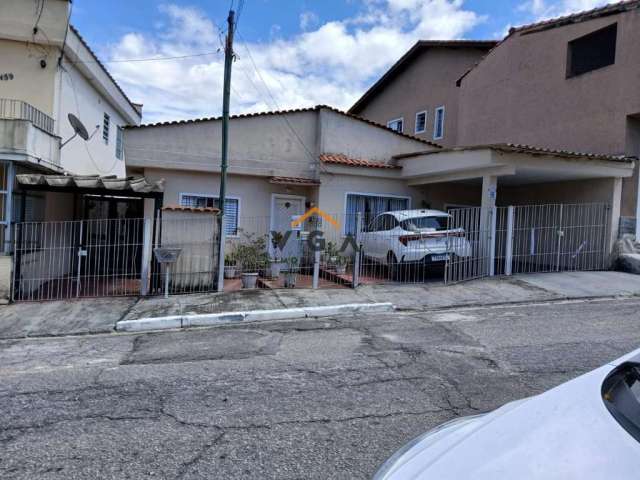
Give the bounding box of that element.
[16,174,165,197]
[163,205,220,213]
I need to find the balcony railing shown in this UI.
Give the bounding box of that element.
[0,99,55,136]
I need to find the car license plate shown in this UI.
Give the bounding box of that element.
[431,254,450,262]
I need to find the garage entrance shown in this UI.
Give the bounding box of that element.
[445,203,611,284]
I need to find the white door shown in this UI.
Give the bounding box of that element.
[271,195,305,261]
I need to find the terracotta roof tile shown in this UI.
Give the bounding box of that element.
[320,153,401,169]
[394,143,635,163]
[512,0,639,35]
[269,176,320,186]
[129,105,442,148]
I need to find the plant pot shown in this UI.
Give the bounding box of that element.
[335,265,347,275]
[224,266,237,279]
[268,262,282,279]
[284,272,297,288]
[241,273,259,289]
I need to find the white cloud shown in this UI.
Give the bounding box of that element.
[518,0,613,21]
[299,11,319,31]
[107,1,484,123]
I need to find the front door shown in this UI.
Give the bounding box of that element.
[271,195,305,261]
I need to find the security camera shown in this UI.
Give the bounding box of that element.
[40,59,47,69]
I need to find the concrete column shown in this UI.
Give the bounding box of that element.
[609,177,623,256]
[480,175,498,276]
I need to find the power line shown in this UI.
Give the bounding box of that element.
[69,51,221,65]
[235,31,329,175]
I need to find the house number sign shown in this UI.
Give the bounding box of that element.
[0,73,14,81]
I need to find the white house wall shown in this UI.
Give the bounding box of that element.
[56,59,128,176]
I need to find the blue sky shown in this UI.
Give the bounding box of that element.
[70,0,613,122]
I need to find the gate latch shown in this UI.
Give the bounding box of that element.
[557,230,565,237]
[78,249,87,257]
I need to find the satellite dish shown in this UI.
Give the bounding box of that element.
[61,113,90,149]
[69,114,90,140]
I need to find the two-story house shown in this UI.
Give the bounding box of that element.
[350,1,640,235]
[0,0,142,252]
[456,1,640,220]
[348,40,497,147]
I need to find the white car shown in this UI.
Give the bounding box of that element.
[374,347,640,479]
[360,209,471,275]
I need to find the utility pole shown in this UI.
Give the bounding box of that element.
[216,9,235,292]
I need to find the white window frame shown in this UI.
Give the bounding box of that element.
[179,192,241,237]
[386,117,404,133]
[415,110,427,134]
[433,106,445,140]
[115,126,124,160]
[103,113,110,145]
[343,191,412,236]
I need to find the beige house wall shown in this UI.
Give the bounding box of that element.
[0,40,58,116]
[355,47,491,147]
[457,10,640,216]
[127,111,318,178]
[141,168,312,230]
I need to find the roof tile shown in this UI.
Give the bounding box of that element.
[320,153,401,169]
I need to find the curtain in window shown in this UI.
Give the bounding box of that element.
[345,194,409,235]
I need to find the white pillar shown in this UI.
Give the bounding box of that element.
[480,175,498,276]
[610,177,623,255]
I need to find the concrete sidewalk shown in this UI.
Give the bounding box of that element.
[1,271,639,339]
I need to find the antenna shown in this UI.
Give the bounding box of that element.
[61,113,90,149]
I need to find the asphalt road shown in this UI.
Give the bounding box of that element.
[1,297,640,479]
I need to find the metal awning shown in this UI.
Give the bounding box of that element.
[16,174,165,198]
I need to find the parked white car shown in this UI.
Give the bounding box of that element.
[360,209,471,275]
[373,347,640,479]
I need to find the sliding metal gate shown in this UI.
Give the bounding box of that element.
[445,203,611,284]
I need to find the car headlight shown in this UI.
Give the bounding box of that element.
[372,415,484,480]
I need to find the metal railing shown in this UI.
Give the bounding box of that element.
[0,98,55,135]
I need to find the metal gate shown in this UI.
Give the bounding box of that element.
[445,203,611,284]
[12,218,145,301]
[12,215,221,302]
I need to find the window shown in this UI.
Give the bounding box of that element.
[415,111,427,134]
[602,361,640,443]
[387,118,404,133]
[401,216,448,231]
[180,194,239,236]
[116,127,124,160]
[434,106,445,140]
[345,193,410,235]
[567,23,617,78]
[368,214,399,232]
[103,113,110,144]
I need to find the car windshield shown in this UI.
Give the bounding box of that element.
[602,362,640,443]
[401,216,448,232]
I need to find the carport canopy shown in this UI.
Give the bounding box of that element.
[395,143,635,209]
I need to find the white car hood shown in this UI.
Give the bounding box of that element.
[379,363,640,479]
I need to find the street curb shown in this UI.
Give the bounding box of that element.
[115,302,395,333]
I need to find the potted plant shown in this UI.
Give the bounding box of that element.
[324,241,340,269]
[334,255,348,275]
[235,232,269,289]
[224,252,237,279]
[268,231,285,279]
[283,256,299,288]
